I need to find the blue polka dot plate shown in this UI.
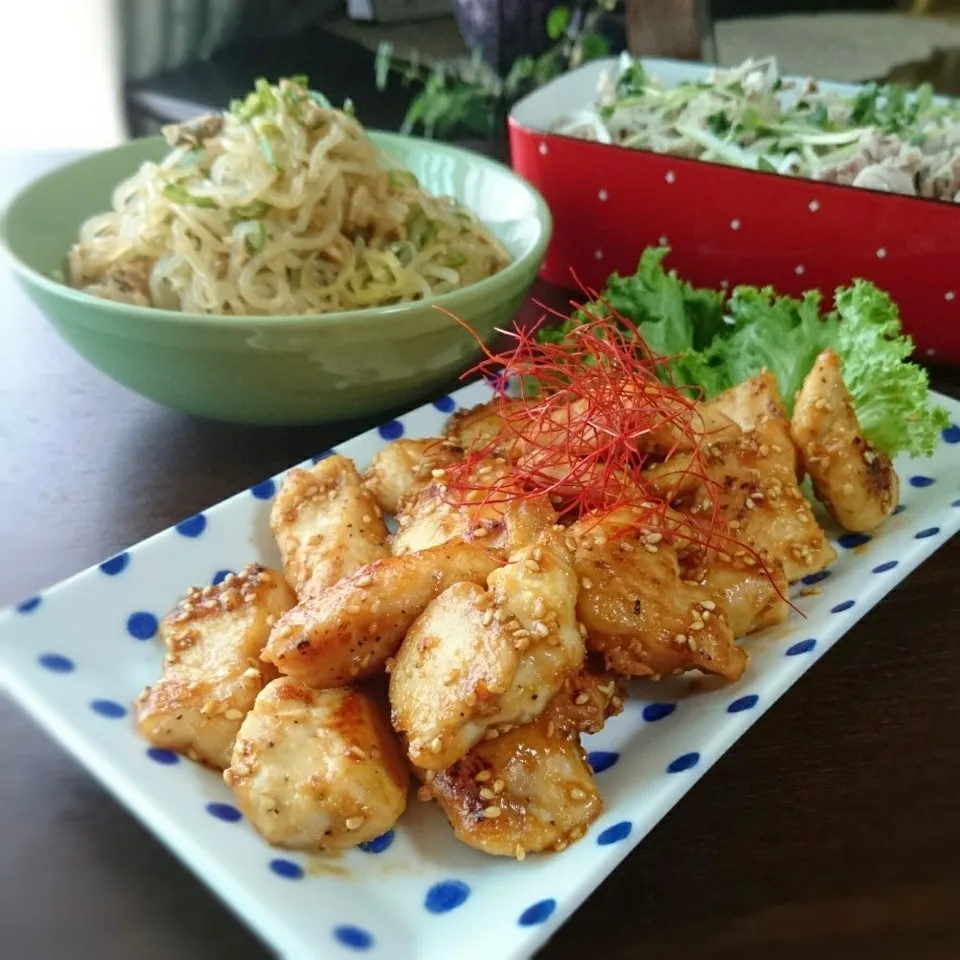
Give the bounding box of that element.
[1,384,958,960]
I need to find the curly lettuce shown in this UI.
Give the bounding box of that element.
[541,248,949,457]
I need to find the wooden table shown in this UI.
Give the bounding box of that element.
[2,151,959,960]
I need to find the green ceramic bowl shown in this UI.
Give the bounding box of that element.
[0,134,551,424]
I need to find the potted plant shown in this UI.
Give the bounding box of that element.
[375,0,622,146]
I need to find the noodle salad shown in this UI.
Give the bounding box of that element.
[68,77,511,315]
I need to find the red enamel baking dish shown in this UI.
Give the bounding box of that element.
[509,57,960,363]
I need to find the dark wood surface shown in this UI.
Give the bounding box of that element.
[2,151,959,960]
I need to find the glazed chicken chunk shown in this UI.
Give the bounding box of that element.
[261,541,501,688]
[571,509,747,682]
[391,456,558,555]
[135,564,296,769]
[390,544,585,770]
[644,373,836,582]
[271,456,389,600]
[791,349,899,533]
[423,710,603,859]
[363,438,463,514]
[225,678,408,850]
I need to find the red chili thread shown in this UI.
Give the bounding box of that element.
[432,292,788,599]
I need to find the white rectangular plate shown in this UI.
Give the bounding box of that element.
[1,381,958,960]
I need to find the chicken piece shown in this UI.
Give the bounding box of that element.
[682,548,789,637]
[390,544,585,770]
[135,565,295,769]
[707,371,795,444]
[271,456,389,600]
[643,399,741,460]
[571,509,747,682]
[391,456,557,555]
[791,350,899,533]
[645,375,837,582]
[225,678,408,851]
[545,661,628,736]
[261,541,501,689]
[445,399,525,459]
[422,709,602,858]
[363,438,462,514]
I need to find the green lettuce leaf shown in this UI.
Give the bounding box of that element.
[537,248,948,458]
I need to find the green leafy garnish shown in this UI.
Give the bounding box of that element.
[542,248,948,457]
[162,184,217,208]
[443,252,468,269]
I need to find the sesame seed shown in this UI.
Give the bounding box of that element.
[429,737,443,754]
[224,708,245,721]
[472,526,488,538]
[347,746,368,760]
[569,787,587,801]
[565,536,578,552]
[690,620,704,631]
[431,468,447,478]
[482,609,494,626]
[701,600,716,610]
[514,637,530,651]
[645,532,663,544]
[356,575,373,587]
[645,544,659,553]
[533,621,550,638]
[492,778,505,794]
[515,845,526,861]
[524,559,542,574]
[674,633,687,645]
[361,514,373,523]
[545,721,556,738]
[484,728,500,740]
[345,816,365,831]
[479,787,495,800]
[574,692,590,705]
[346,604,362,615]
[581,577,594,590]
[533,598,546,618]
[482,806,502,819]
[475,770,492,782]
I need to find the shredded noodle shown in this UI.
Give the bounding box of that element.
[68,77,511,315]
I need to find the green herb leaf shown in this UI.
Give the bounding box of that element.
[578,33,611,63]
[707,111,731,135]
[757,156,777,173]
[546,6,571,41]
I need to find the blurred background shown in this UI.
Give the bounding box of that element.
[4,0,960,150]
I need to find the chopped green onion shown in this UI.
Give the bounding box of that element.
[162,184,217,208]
[245,221,267,254]
[388,170,419,189]
[289,74,309,88]
[757,156,777,173]
[342,98,356,117]
[258,134,282,175]
[230,201,272,221]
[443,252,467,269]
